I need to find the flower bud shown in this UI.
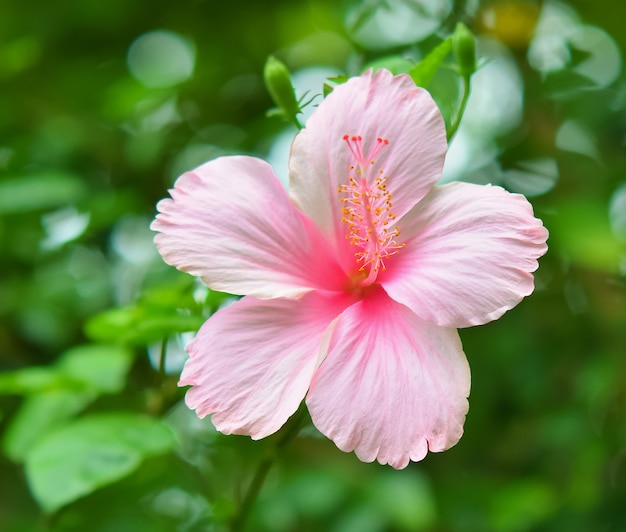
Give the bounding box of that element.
[453,23,476,79]
[263,56,301,125]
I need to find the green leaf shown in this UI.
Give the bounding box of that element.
[550,199,623,272]
[543,69,596,99]
[502,158,559,197]
[25,413,176,513]
[426,67,460,130]
[323,75,349,96]
[408,37,452,88]
[0,171,86,214]
[0,345,132,396]
[140,275,198,310]
[56,344,133,394]
[0,366,64,395]
[489,479,557,531]
[3,390,93,461]
[85,305,204,345]
[2,344,133,460]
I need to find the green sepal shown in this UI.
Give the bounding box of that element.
[453,23,477,79]
[263,56,301,127]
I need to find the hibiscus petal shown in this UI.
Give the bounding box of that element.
[180,291,355,439]
[306,287,470,469]
[381,182,549,328]
[152,156,346,298]
[289,69,447,262]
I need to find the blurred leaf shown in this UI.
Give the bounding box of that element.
[0,171,86,214]
[489,479,557,531]
[503,158,559,197]
[362,55,415,75]
[346,0,383,36]
[366,470,436,529]
[2,344,134,461]
[0,345,132,396]
[56,344,133,394]
[334,505,386,532]
[3,390,92,462]
[139,275,198,310]
[285,469,346,517]
[551,199,623,272]
[85,189,143,231]
[409,37,452,88]
[543,69,596,99]
[25,413,176,513]
[426,67,460,130]
[85,305,204,345]
[0,367,65,395]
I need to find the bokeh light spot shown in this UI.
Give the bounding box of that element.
[528,2,622,89]
[556,119,600,160]
[127,30,195,88]
[503,158,559,197]
[463,38,524,137]
[568,25,622,89]
[609,184,626,243]
[346,0,452,50]
[41,207,90,251]
[528,0,580,74]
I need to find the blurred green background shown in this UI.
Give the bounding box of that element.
[1,0,625,530]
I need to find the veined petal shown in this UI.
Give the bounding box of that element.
[180,291,355,439]
[306,287,470,469]
[152,156,347,299]
[381,182,549,328]
[289,70,447,262]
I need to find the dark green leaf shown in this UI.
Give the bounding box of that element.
[543,69,596,99]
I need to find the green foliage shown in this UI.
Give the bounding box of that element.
[85,305,204,346]
[550,198,623,272]
[25,413,175,513]
[0,171,87,214]
[3,390,93,462]
[409,37,453,88]
[2,344,133,461]
[85,276,212,345]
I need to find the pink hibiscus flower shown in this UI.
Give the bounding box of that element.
[151,69,548,469]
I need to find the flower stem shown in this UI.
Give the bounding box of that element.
[230,456,273,532]
[447,74,471,142]
[158,335,168,377]
[229,406,309,531]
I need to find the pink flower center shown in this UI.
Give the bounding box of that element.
[338,135,405,286]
